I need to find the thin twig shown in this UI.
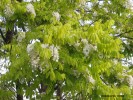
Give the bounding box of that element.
[0,28,6,42]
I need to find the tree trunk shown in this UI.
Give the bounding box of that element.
[56,84,62,100]
[16,81,23,100]
[17,94,23,100]
[5,30,14,44]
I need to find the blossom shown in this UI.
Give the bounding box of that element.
[88,76,95,84]
[116,72,125,83]
[113,59,118,65]
[17,32,26,42]
[82,40,97,56]
[79,0,86,5]
[41,44,49,48]
[52,11,60,21]
[120,93,123,95]
[125,0,133,11]
[27,43,35,54]
[81,39,88,45]
[26,3,36,17]
[103,8,108,12]
[4,4,14,18]
[49,45,54,53]
[94,45,97,51]
[31,56,40,68]
[49,45,59,62]
[93,11,97,16]
[27,43,40,68]
[53,47,59,62]
[127,75,133,89]
[83,44,91,56]
[74,42,80,47]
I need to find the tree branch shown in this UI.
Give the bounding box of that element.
[123,36,133,40]
[5,30,14,44]
[56,83,62,100]
[14,23,18,35]
[16,80,23,100]
[115,29,133,37]
[114,29,133,40]
[16,0,23,2]
[0,28,6,42]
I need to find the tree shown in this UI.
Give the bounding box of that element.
[0,0,133,100]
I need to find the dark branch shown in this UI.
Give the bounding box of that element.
[100,76,109,86]
[115,29,133,37]
[5,30,14,44]
[56,83,62,100]
[22,26,26,32]
[16,0,23,2]
[0,28,6,42]
[16,80,23,100]
[14,23,18,35]
[0,28,14,44]
[123,36,133,40]
[114,29,133,40]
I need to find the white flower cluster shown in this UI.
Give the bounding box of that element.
[4,4,14,18]
[125,0,133,10]
[81,39,88,45]
[127,75,133,89]
[113,59,118,65]
[31,56,40,67]
[118,71,133,89]
[27,43,40,68]
[52,11,60,21]
[17,32,26,42]
[26,3,36,17]
[88,76,95,84]
[83,44,91,57]
[41,44,60,62]
[79,0,86,5]
[74,42,80,48]
[27,42,60,68]
[49,45,59,62]
[27,43,34,54]
[81,39,97,57]
[41,44,49,48]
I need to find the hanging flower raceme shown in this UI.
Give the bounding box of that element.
[127,75,133,89]
[41,44,49,49]
[83,44,91,57]
[26,3,36,17]
[41,44,60,62]
[81,39,88,45]
[30,56,40,67]
[17,32,26,42]
[27,43,40,68]
[113,59,118,65]
[81,38,97,57]
[88,76,95,84]
[4,4,14,18]
[125,0,133,11]
[52,11,60,21]
[27,43,34,54]
[74,41,80,48]
[49,45,59,62]
[79,0,86,5]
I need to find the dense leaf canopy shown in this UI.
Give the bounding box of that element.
[0,0,133,100]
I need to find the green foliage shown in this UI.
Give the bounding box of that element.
[0,0,133,100]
